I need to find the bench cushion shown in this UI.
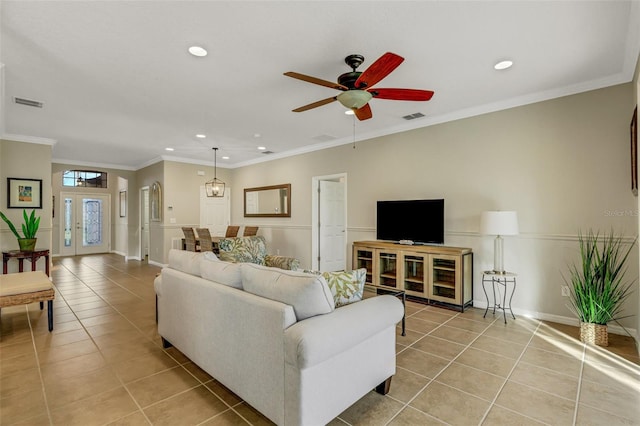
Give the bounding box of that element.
[0,271,52,296]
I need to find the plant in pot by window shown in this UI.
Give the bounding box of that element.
[565,230,636,346]
[0,209,41,252]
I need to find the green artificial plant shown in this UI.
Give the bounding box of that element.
[565,230,636,325]
[0,209,41,239]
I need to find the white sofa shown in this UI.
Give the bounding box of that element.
[155,249,404,426]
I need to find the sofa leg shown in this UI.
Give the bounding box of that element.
[161,337,173,349]
[375,377,392,395]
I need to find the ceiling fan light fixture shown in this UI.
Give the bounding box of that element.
[337,90,372,110]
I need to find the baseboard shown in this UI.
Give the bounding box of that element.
[111,250,126,257]
[148,259,166,268]
[472,299,637,338]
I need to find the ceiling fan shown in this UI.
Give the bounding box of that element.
[284,52,434,121]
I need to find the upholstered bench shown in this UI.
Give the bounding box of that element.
[0,271,55,331]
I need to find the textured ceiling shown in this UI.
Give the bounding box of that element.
[1,1,639,170]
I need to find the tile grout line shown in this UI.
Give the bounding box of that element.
[571,343,587,426]
[24,303,55,426]
[59,258,245,426]
[52,261,156,426]
[477,320,543,425]
[384,310,499,425]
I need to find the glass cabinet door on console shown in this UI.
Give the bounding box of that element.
[402,253,427,297]
[429,255,460,304]
[377,250,400,289]
[353,247,374,286]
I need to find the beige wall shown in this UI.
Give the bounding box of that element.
[230,83,638,329]
[0,139,53,273]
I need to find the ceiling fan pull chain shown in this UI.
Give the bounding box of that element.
[353,114,356,149]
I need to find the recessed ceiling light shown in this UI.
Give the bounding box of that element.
[258,146,266,150]
[165,147,174,151]
[345,110,355,115]
[494,60,513,70]
[188,46,207,57]
[254,133,261,138]
[222,156,229,160]
[195,134,206,138]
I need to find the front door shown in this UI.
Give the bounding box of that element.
[60,193,111,256]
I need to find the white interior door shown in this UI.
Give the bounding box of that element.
[200,186,231,236]
[319,180,346,272]
[60,193,111,256]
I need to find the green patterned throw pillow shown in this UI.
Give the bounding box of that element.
[218,236,267,265]
[304,268,366,307]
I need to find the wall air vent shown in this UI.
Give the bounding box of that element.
[402,112,424,120]
[14,97,43,108]
[262,150,274,155]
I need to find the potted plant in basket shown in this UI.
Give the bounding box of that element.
[565,230,636,346]
[0,209,41,252]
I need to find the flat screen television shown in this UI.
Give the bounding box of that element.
[376,199,444,245]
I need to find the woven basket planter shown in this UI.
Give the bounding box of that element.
[580,322,608,346]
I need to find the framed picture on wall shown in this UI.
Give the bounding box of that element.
[119,191,127,217]
[7,177,43,209]
[632,106,638,196]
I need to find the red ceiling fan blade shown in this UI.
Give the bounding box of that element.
[354,52,404,89]
[354,103,373,121]
[292,96,337,112]
[370,88,434,101]
[284,72,348,91]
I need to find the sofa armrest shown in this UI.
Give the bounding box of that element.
[284,295,403,369]
[265,254,300,271]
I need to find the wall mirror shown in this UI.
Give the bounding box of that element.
[151,181,162,222]
[244,184,291,217]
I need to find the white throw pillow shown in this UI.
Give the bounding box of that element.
[200,258,243,289]
[241,263,335,320]
[168,249,203,276]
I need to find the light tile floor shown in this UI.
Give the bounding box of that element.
[1,254,638,425]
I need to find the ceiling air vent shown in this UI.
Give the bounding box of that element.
[402,112,424,120]
[262,150,274,155]
[14,97,43,108]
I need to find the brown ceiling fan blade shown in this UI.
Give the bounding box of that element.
[284,72,348,91]
[370,88,434,101]
[354,103,373,121]
[292,96,337,112]
[354,52,404,89]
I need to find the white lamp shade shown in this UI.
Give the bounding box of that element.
[480,211,519,236]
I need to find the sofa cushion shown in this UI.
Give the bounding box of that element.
[218,236,267,265]
[168,249,203,276]
[241,263,334,320]
[200,258,243,289]
[303,269,366,307]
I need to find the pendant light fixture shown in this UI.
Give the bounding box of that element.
[205,147,225,197]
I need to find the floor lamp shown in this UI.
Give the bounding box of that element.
[480,211,519,274]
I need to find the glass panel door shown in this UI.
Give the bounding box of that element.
[378,251,398,288]
[403,254,426,295]
[60,193,110,255]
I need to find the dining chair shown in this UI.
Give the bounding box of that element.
[243,226,259,236]
[182,227,200,252]
[196,228,214,252]
[225,225,240,238]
